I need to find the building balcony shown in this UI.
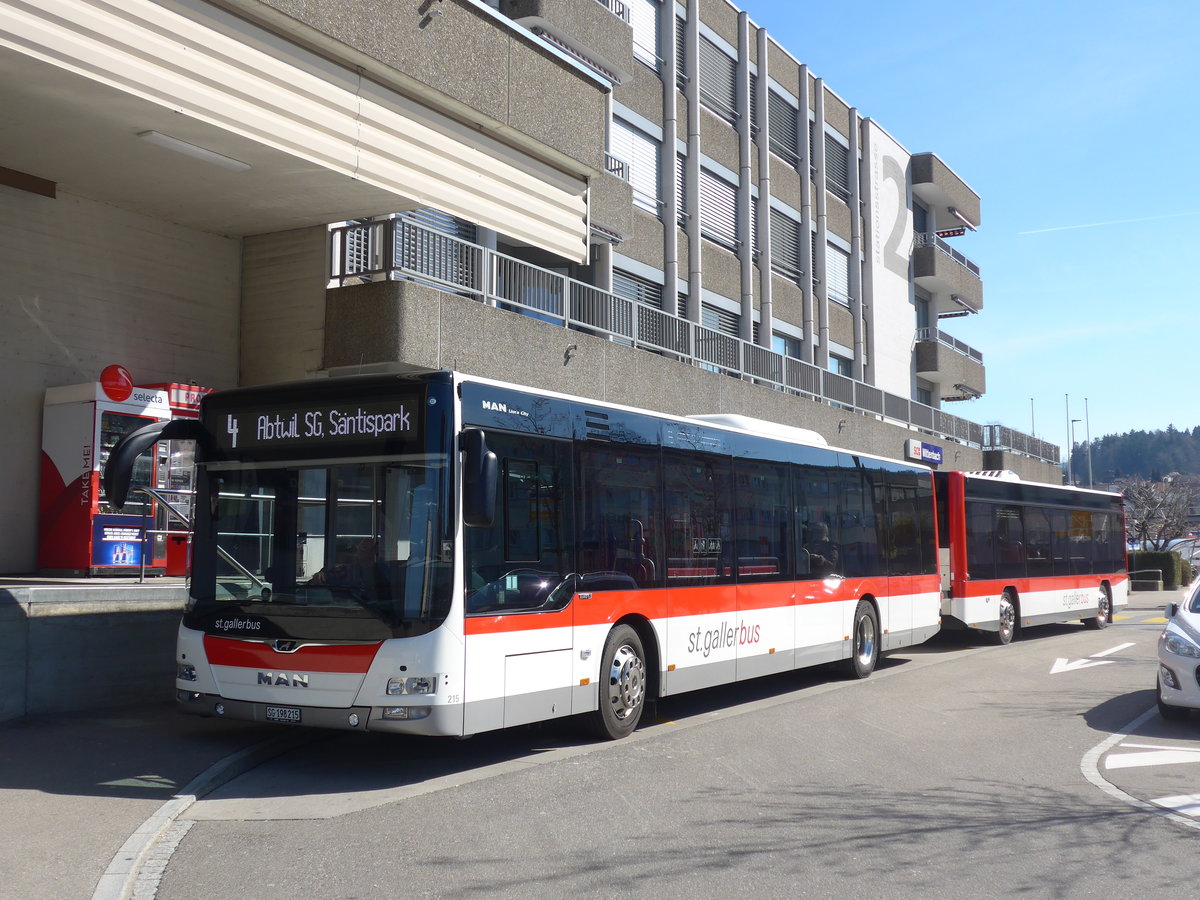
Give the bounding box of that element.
[913,233,984,315]
[502,0,635,83]
[326,215,1057,465]
[911,152,980,233]
[915,328,986,400]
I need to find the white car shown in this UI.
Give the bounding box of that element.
[1157,583,1200,720]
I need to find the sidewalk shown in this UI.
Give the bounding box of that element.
[0,702,281,900]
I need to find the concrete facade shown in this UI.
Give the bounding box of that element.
[0,0,1061,583]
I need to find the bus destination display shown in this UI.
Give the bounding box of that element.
[211,397,420,455]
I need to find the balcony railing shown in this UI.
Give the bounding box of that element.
[983,426,1060,467]
[915,327,984,363]
[595,0,630,23]
[913,232,981,278]
[605,152,630,181]
[328,215,1057,464]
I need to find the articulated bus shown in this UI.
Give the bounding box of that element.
[104,370,945,739]
[934,470,1128,644]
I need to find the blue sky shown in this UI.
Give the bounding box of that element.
[736,0,1200,456]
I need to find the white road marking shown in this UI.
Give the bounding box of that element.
[1050,641,1135,674]
[1105,748,1200,769]
[1151,794,1200,817]
[1080,707,1200,833]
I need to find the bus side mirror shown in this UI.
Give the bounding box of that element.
[461,428,497,528]
[1167,602,1179,619]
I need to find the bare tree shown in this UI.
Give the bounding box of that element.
[1122,476,1198,550]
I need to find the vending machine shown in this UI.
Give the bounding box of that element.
[38,369,175,575]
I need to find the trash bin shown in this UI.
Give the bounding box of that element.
[165,534,190,576]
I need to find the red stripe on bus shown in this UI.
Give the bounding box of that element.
[463,576,937,635]
[203,635,381,673]
[955,572,1128,598]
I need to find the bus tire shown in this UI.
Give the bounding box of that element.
[844,600,879,679]
[1158,676,1189,721]
[995,591,1017,645]
[589,624,647,740]
[1084,587,1111,630]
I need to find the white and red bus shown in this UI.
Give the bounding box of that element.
[933,470,1128,644]
[105,371,948,739]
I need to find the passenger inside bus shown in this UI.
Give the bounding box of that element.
[804,523,840,578]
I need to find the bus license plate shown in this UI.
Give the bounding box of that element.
[265,705,301,724]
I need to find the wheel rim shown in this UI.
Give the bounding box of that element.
[1099,592,1111,623]
[998,597,1015,641]
[855,613,876,668]
[606,643,645,721]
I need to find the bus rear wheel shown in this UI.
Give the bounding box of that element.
[1084,588,1111,630]
[995,591,1017,645]
[589,624,647,740]
[844,600,879,679]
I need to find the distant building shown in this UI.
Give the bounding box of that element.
[0,0,1059,573]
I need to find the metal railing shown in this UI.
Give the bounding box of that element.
[915,327,984,363]
[605,153,630,181]
[982,425,1060,466]
[913,232,981,278]
[594,0,629,23]
[328,216,1058,463]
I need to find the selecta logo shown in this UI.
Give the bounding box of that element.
[687,619,762,658]
[100,364,133,402]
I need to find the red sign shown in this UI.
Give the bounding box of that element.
[100,365,133,402]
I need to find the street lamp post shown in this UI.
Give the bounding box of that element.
[1070,418,1081,485]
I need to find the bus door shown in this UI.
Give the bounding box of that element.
[732,459,794,679]
[662,452,737,692]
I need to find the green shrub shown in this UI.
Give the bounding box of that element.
[1128,550,1182,589]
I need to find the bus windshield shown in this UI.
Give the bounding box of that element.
[187,455,452,639]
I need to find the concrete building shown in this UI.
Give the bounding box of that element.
[0,0,1059,576]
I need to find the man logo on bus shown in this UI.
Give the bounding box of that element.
[258,671,310,688]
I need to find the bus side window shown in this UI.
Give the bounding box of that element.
[464,433,574,613]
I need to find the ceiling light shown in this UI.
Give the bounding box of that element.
[137,131,251,172]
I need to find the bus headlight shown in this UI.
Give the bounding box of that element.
[177,663,197,682]
[387,675,438,695]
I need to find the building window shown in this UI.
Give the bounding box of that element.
[698,167,738,250]
[630,0,660,70]
[769,207,803,284]
[826,244,850,305]
[829,355,852,376]
[913,201,928,237]
[916,385,933,407]
[697,35,737,121]
[824,134,851,202]
[915,296,931,330]
[612,268,664,309]
[767,91,799,165]
[611,119,660,214]
[772,332,801,359]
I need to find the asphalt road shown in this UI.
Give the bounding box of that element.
[125,602,1200,899]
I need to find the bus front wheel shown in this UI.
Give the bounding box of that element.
[590,624,647,740]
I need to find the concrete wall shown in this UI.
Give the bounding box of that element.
[0,584,186,723]
[322,279,1028,470]
[0,185,241,575]
[241,226,329,386]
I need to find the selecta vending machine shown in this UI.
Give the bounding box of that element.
[37,366,208,576]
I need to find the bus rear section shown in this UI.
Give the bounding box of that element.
[935,470,1128,644]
